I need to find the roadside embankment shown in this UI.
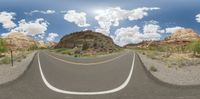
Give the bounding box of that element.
[0,51,37,85]
[138,53,200,86]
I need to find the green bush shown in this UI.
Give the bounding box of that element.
[0,38,8,53]
[22,55,26,59]
[1,56,11,64]
[188,40,200,56]
[150,65,158,72]
[74,54,78,57]
[55,48,69,53]
[17,59,21,62]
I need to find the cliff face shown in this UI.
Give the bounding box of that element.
[166,28,199,42]
[4,32,57,50]
[55,30,119,53]
[36,40,57,48]
[5,32,36,50]
[124,28,200,48]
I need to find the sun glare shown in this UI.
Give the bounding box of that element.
[94,9,105,14]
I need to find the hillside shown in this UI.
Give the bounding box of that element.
[4,32,56,50]
[55,30,119,53]
[125,28,200,49]
[165,28,199,42]
[4,32,36,50]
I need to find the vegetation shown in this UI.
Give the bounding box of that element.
[29,44,38,50]
[134,40,200,68]
[49,47,123,58]
[150,65,158,72]
[0,38,8,55]
[187,40,200,56]
[0,56,11,64]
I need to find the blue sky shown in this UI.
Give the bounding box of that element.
[0,0,200,46]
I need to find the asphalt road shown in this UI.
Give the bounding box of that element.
[0,51,200,99]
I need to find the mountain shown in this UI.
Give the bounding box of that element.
[36,40,57,48]
[55,30,119,53]
[4,32,36,50]
[4,32,56,50]
[125,28,200,48]
[165,28,199,42]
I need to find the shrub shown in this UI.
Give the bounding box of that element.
[188,40,200,56]
[22,55,26,59]
[150,65,158,72]
[74,54,78,57]
[82,42,89,50]
[55,48,67,53]
[1,56,11,64]
[0,38,8,53]
[17,59,21,62]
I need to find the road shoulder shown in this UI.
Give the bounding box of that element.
[0,51,37,85]
[138,53,200,86]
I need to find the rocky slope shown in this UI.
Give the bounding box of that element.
[36,40,57,48]
[4,32,56,50]
[55,30,119,53]
[5,32,36,50]
[165,28,199,42]
[125,28,200,48]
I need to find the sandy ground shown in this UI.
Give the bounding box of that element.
[0,51,37,85]
[138,53,200,86]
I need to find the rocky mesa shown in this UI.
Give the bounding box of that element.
[3,32,56,50]
[55,30,120,53]
[125,28,200,48]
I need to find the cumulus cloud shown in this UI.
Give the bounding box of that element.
[94,7,160,35]
[1,32,11,37]
[196,14,200,23]
[38,33,45,39]
[113,26,143,46]
[142,23,163,41]
[64,10,90,27]
[0,11,16,29]
[25,10,56,15]
[112,21,164,46]
[46,33,59,41]
[165,26,184,33]
[11,18,48,36]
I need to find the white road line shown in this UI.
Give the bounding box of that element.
[38,53,135,95]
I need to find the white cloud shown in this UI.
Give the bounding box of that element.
[25,10,56,15]
[38,33,45,39]
[196,14,200,23]
[112,22,163,46]
[1,32,11,37]
[165,26,184,33]
[128,7,160,21]
[46,33,59,41]
[64,10,90,27]
[94,7,160,35]
[11,18,48,36]
[143,24,163,34]
[113,26,143,46]
[0,11,16,29]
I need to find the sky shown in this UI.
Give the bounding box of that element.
[0,0,200,46]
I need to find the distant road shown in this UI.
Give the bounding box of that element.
[0,51,200,99]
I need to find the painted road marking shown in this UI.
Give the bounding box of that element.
[44,52,129,65]
[38,53,135,95]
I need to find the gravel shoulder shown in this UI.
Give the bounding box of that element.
[138,53,200,86]
[0,51,37,85]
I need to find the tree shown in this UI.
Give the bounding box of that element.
[29,44,38,50]
[0,38,8,54]
[82,42,89,51]
[188,40,200,56]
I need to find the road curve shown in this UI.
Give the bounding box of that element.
[0,51,200,99]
